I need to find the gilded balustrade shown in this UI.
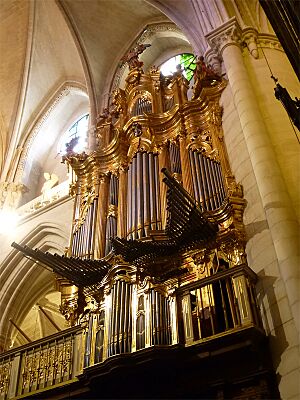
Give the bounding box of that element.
[0,326,82,400]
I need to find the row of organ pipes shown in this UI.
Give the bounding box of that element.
[70,146,226,256]
[81,262,260,368]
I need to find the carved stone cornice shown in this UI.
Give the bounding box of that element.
[257,34,283,52]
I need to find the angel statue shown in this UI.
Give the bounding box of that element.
[41,172,59,203]
[120,43,151,70]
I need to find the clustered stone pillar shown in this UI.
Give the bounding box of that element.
[206,17,299,333]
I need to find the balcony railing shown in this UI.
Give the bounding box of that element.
[177,264,262,345]
[0,264,263,399]
[17,180,70,217]
[0,326,82,400]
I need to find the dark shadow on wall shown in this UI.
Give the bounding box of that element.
[256,270,289,388]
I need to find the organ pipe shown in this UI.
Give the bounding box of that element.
[105,174,119,254]
[158,144,170,229]
[143,152,151,236]
[127,152,161,239]
[169,142,182,174]
[150,290,171,346]
[189,150,226,211]
[179,136,194,195]
[72,198,98,258]
[107,280,132,356]
[95,175,110,258]
[117,167,128,238]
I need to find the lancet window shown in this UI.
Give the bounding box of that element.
[59,113,89,154]
[160,53,196,81]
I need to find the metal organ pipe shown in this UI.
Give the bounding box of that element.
[150,290,171,346]
[169,142,182,174]
[198,152,212,210]
[143,152,151,236]
[127,152,161,239]
[127,163,132,240]
[71,198,98,258]
[203,155,216,210]
[107,280,133,357]
[105,175,119,255]
[190,150,199,203]
[136,152,144,238]
[148,153,156,230]
[154,154,161,230]
[210,160,220,208]
[132,156,137,239]
[188,149,226,211]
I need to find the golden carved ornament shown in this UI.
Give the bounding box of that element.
[107,204,118,218]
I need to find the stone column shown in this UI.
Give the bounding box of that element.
[206,18,300,333]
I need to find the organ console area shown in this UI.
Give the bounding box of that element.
[9,53,278,399]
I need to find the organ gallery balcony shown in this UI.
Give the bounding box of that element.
[0,263,276,400]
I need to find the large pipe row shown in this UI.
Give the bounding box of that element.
[105,216,117,255]
[109,174,119,206]
[105,174,119,255]
[189,150,226,210]
[72,198,97,258]
[108,281,132,356]
[169,142,182,174]
[150,290,171,346]
[132,98,152,116]
[127,152,161,239]
[164,96,175,112]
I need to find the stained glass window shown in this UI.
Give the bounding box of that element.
[160,53,196,81]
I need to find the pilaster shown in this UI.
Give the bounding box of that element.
[206,18,300,336]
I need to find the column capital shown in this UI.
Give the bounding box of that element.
[205,17,243,56]
[0,181,28,211]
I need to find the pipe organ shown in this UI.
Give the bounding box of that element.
[56,57,253,344]
[11,50,276,398]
